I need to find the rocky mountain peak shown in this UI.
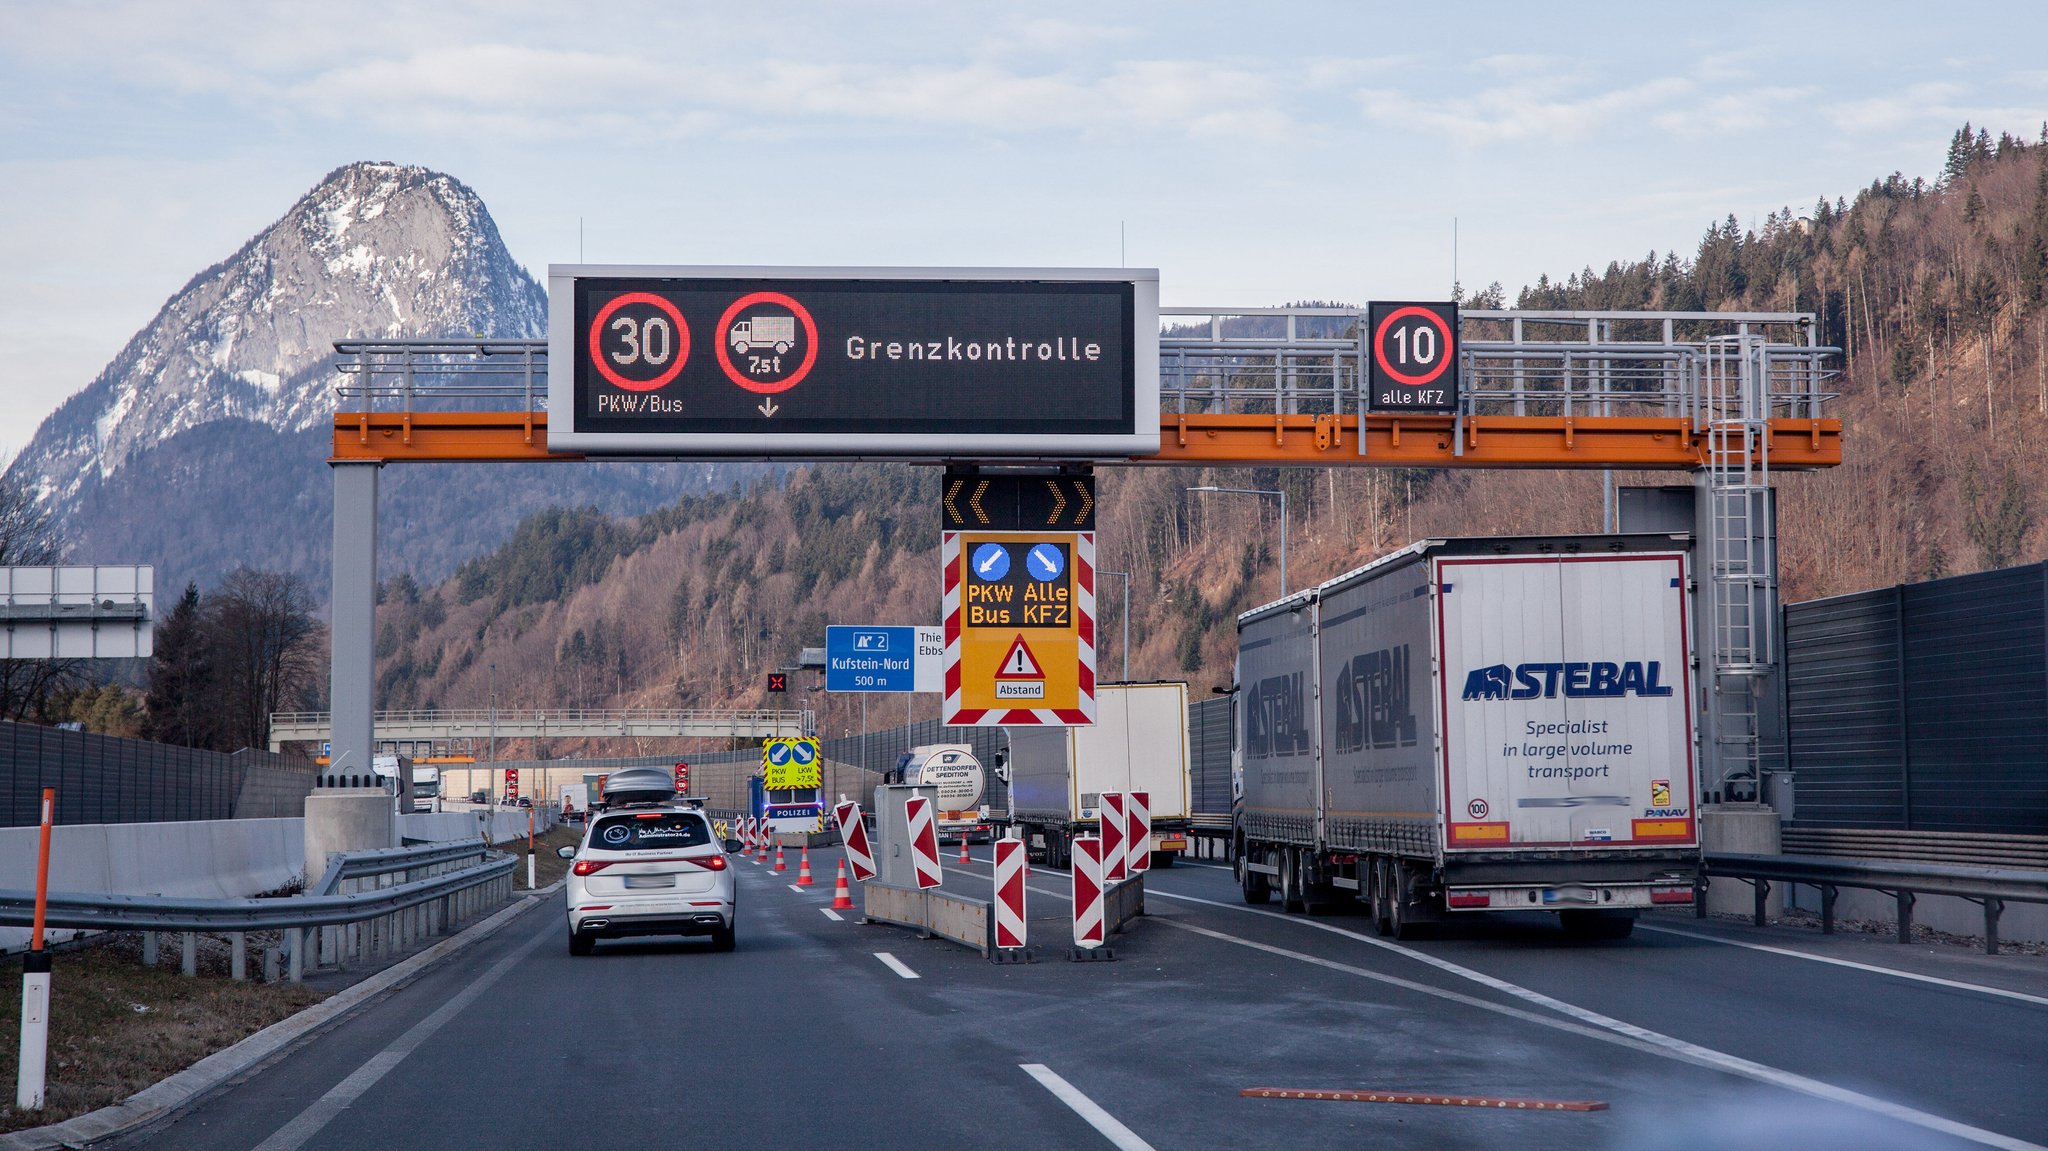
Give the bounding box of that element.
[8,161,547,514]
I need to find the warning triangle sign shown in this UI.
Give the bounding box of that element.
[993,635,1044,679]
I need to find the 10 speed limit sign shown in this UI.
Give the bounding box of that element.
[1368,301,1459,413]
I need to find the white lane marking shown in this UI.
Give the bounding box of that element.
[788,884,809,893]
[1020,1063,1159,1151]
[874,951,920,979]
[820,908,844,922]
[1638,923,2048,1009]
[1174,861,1232,871]
[252,913,555,1151]
[1148,887,2043,1151]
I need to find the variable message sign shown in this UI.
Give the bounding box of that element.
[548,266,1160,456]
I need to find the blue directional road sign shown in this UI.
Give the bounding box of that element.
[826,625,942,693]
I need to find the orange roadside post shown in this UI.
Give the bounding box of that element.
[17,787,55,1110]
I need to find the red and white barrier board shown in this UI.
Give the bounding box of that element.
[1127,791,1152,873]
[834,801,878,882]
[1072,835,1105,949]
[994,836,1027,950]
[905,795,944,889]
[1099,792,1127,883]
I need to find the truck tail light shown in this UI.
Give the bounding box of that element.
[572,860,613,876]
[1447,891,1492,909]
[1650,887,1694,904]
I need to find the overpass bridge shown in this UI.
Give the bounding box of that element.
[266,706,812,753]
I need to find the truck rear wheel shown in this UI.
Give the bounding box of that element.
[1240,856,1271,904]
[1280,851,1306,913]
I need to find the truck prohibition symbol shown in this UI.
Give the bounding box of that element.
[729,314,797,355]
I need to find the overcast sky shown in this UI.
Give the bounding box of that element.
[3,1,2044,446]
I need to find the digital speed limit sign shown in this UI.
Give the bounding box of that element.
[1367,301,1459,413]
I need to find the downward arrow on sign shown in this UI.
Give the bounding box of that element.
[758,399,779,417]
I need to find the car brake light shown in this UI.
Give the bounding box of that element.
[572,860,613,876]
[689,854,728,872]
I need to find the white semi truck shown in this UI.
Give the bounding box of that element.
[1234,535,1702,938]
[1005,682,1193,869]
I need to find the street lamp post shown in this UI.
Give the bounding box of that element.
[1099,570,1132,683]
[488,662,498,801]
[1187,486,1289,597]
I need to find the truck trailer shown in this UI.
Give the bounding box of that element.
[1234,535,1702,938]
[1007,682,1193,869]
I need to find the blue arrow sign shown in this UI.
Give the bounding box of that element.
[1026,543,1066,581]
[766,742,793,766]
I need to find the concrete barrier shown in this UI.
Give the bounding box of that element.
[859,881,991,957]
[400,807,554,846]
[0,818,304,953]
[1106,873,1145,935]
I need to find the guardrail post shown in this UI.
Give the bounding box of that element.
[1751,878,1770,927]
[1983,898,2003,955]
[263,945,279,983]
[230,933,247,981]
[181,932,197,977]
[288,928,304,983]
[1819,884,1837,934]
[142,930,158,968]
[1894,889,1915,943]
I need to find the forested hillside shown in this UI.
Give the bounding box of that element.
[375,125,2048,744]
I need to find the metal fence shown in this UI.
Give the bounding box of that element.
[1782,562,2048,834]
[1,722,315,828]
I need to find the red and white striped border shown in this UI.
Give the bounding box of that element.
[1072,834,1105,948]
[906,795,944,889]
[994,836,1028,949]
[943,531,1096,726]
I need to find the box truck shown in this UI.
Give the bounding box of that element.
[1007,682,1193,869]
[1234,536,1701,938]
[889,744,991,842]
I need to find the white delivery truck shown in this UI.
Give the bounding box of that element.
[1234,535,1701,938]
[1006,682,1193,869]
[370,755,439,812]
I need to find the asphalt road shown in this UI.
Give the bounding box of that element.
[123,848,2048,1151]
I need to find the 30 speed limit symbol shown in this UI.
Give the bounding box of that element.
[1368,301,1459,413]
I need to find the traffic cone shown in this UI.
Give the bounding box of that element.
[830,859,855,910]
[958,837,971,864]
[796,846,815,886]
[774,843,788,872]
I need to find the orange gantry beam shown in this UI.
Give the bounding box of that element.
[331,411,1841,470]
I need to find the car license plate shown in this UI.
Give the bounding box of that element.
[623,874,674,889]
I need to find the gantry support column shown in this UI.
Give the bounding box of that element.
[328,461,381,789]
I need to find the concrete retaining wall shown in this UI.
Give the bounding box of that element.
[401,807,555,846]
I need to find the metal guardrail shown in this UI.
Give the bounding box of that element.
[0,840,519,980]
[1704,851,2048,955]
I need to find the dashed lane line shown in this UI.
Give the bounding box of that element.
[251,912,555,1151]
[820,908,844,922]
[1637,923,2048,1009]
[874,951,920,979]
[1148,887,2043,1151]
[1020,1063,1159,1151]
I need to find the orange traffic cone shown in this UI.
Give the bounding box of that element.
[774,843,788,871]
[795,846,815,886]
[830,859,855,910]
[958,837,971,864]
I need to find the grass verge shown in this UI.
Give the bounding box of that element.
[0,934,324,1134]
[513,823,585,890]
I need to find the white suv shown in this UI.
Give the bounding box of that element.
[560,804,739,955]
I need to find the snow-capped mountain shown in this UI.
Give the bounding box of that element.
[13,162,545,510]
[6,162,734,594]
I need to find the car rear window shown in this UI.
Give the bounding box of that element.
[591,812,712,851]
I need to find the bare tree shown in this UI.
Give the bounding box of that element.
[0,457,84,721]
[207,568,326,751]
